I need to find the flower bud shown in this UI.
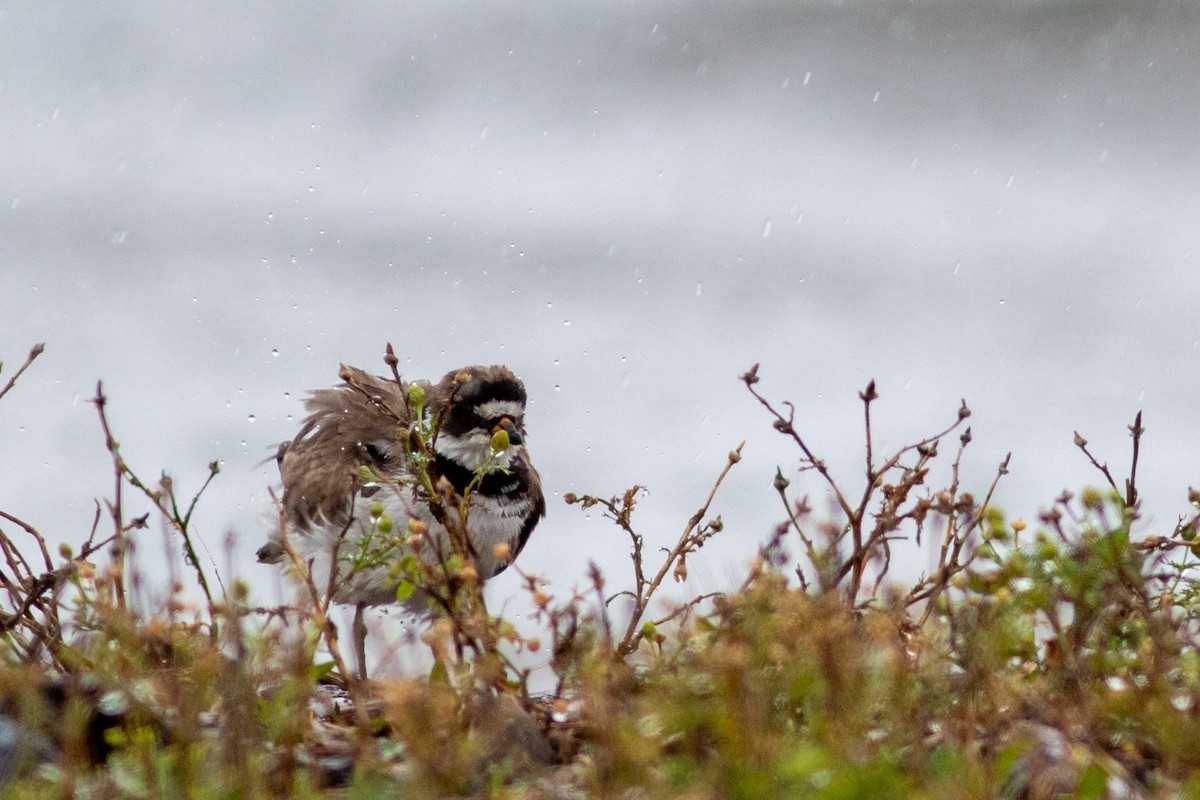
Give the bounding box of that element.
[407,383,425,408]
[490,428,510,452]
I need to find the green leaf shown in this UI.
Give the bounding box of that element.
[1075,763,1108,800]
[309,660,337,681]
[395,579,416,602]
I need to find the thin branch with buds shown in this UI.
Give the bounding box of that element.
[567,442,744,658]
[743,363,1002,610]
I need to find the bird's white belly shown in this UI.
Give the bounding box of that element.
[289,488,531,609]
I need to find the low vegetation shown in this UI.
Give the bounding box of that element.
[2,342,1200,799]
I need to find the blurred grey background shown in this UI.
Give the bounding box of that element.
[2,1,1199,666]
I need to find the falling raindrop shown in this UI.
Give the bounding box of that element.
[762,219,773,238]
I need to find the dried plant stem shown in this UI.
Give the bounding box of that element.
[912,452,1011,627]
[582,442,743,659]
[0,342,45,402]
[1073,412,1144,509]
[91,381,128,610]
[745,364,984,607]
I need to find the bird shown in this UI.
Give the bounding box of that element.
[257,363,545,678]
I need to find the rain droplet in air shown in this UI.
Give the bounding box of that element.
[762,219,773,238]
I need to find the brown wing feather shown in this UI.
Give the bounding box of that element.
[279,366,415,531]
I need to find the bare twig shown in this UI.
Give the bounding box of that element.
[91,381,128,610]
[746,364,980,607]
[1072,412,1144,510]
[0,343,45,402]
[1126,411,1144,509]
[572,443,743,659]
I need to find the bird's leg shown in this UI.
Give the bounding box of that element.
[353,602,369,682]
